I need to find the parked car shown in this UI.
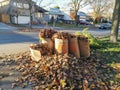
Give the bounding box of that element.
[79,20,91,25]
[99,23,112,29]
[108,21,112,24]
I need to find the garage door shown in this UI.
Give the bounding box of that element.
[15,16,30,24]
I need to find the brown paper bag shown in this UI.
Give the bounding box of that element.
[55,38,68,54]
[41,38,54,51]
[69,37,80,58]
[78,39,90,57]
[30,48,41,62]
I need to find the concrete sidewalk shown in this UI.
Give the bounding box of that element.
[0,43,30,56]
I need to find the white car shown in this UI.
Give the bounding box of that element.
[99,23,112,29]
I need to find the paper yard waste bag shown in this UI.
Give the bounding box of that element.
[69,37,80,58]
[78,38,90,57]
[41,38,54,51]
[55,38,68,55]
[30,47,41,62]
[30,43,52,62]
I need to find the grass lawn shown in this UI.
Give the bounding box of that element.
[48,22,90,29]
[92,36,120,84]
[95,36,120,64]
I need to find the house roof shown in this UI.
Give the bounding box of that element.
[77,11,87,16]
[35,5,48,13]
[49,8,64,15]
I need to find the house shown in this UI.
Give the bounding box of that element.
[69,9,88,21]
[77,11,88,21]
[62,8,72,21]
[48,8,64,22]
[0,0,10,23]
[34,5,48,24]
[0,0,34,24]
[44,7,89,24]
[61,8,89,24]
[0,0,47,24]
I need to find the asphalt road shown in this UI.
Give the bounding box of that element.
[0,32,39,56]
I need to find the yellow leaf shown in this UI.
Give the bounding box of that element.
[60,79,66,87]
[45,86,51,90]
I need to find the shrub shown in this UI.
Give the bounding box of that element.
[75,28,101,49]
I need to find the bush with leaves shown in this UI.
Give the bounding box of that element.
[75,28,101,49]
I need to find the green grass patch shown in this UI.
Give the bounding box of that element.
[92,36,120,64]
[48,22,88,29]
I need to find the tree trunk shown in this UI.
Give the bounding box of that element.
[75,12,79,26]
[29,7,32,29]
[110,0,120,42]
[29,0,32,29]
[17,15,18,24]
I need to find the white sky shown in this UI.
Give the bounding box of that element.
[0,0,4,1]
[0,0,89,12]
[33,0,89,12]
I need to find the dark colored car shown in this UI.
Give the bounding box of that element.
[99,23,111,29]
[79,20,91,25]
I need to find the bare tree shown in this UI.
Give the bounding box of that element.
[36,0,43,6]
[69,0,88,26]
[18,0,44,29]
[89,0,113,23]
[36,0,54,8]
[18,0,54,29]
[17,0,33,29]
[103,0,114,21]
[26,0,32,29]
[110,0,120,42]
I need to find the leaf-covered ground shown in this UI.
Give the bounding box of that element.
[0,36,120,90]
[91,36,120,88]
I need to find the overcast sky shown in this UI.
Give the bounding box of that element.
[34,0,69,9]
[33,0,88,12]
[0,0,89,12]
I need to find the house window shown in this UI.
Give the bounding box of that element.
[35,13,43,18]
[24,4,29,9]
[17,3,23,8]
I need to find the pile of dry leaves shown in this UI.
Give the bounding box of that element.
[9,52,119,90]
